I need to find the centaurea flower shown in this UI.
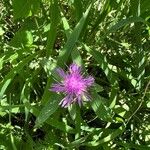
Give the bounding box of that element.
[50,63,94,108]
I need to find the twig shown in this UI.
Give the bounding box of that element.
[126,80,150,125]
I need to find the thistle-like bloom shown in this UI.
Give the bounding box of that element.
[50,63,94,108]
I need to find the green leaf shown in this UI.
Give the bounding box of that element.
[35,93,61,127]
[40,59,58,104]
[141,0,150,17]
[46,117,75,134]
[46,0,60,56]
[26,103,75,133]
[61,12,72,38]
[116,141,150,150]
[0,27,4,36]
[89,0,111,39]
[0,52,39,100]
[94,83,103,92]
[91,91,114,122]
[73,0,83,21]
[147,101,150,108]
[83,44,118,108]
[61,12,83,66]
[12,0,40,19]
[0,55,5,70]
[67,136,88,148]
[85,125,125,146]
[68,104,82,139]
[10,30,33,48]
[107,17,146,34]
[57,4,92,67]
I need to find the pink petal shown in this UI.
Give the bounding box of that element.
[50,83,65,92]
[77,95,82,106]
[56,68,66,78]
[69,63,81,74]
[59,94,73,107]
[84,76,94,87]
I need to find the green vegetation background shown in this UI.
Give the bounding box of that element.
[0,0,150,149]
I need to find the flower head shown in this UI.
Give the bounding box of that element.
[50,63,94,108]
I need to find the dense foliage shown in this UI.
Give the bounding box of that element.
[0,0,150,149]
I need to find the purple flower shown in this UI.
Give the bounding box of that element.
[50,63,94,108]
